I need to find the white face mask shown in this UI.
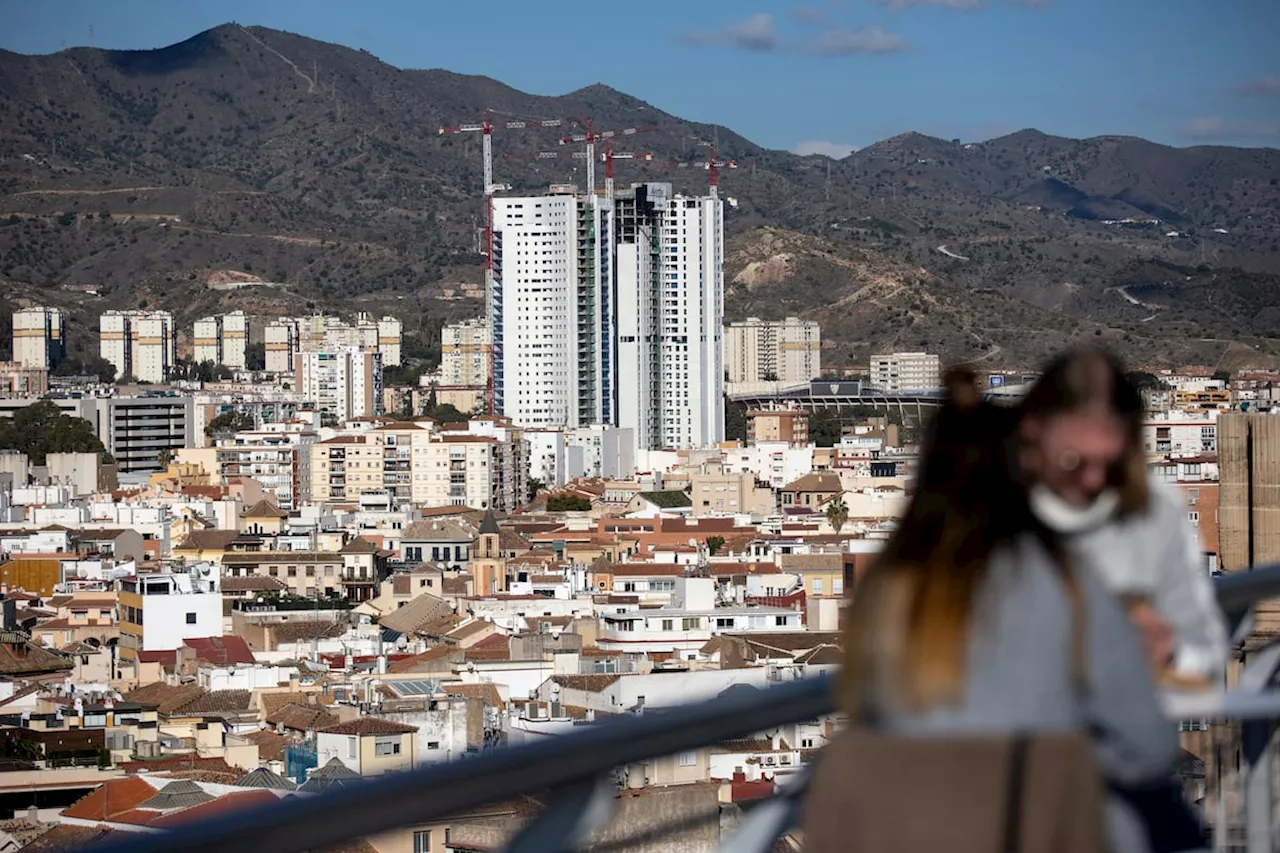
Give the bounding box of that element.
[1028,483,1119,534]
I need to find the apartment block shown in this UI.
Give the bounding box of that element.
[615,183,725,452]
[491,192,614,429]
[296,348,384,423]
[116,568,222,663]
[0,361,48,396]
[309,423,519,512]
[747,408,810,447]
[192,311,250,369]
[1143,412,1218,458]
[215,427,318,510]
[869,351,940,393]
[440,318,491,387]
[99,310,175,383]
[297,313,404,367]
[11,306,65,370]
[725,317,821,384]
[264,318,299,374]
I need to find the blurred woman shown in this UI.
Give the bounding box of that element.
[805,369,1177,853]
[1016,346,1226,685]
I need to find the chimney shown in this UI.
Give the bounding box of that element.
[27,804,39,823]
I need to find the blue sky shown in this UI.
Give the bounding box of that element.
[2,0,1277,152]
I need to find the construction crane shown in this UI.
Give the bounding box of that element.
[603,142,737,199]
[437,109,584,415]
[558,122,659,199]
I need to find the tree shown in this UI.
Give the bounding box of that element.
[1126,371,1168,391]
[809,408,844,447]
[826,495,849,535]
[157,449,172,468]
[724,399,748,443]
[204,409,255,438]
[526,477,546,504]
[706,535,726,556]
[245,342,266,371]
[0,401,105,465]
[546,493,591,512]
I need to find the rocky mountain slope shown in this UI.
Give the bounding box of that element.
[1,24,1278,369]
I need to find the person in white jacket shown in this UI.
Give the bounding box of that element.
[1017,346,1224,853]
[1016,345,1227,685]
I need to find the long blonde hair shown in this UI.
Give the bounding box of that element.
[841,370,1039,715]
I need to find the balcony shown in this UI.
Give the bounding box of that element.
[86,565,1280,853]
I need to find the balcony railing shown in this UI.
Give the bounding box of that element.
[91,564,1280,853]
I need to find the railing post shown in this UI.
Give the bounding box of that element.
[1241,720,1274,853]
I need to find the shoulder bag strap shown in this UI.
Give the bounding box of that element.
[1001,734,1029,853]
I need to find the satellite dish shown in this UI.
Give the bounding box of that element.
[550,683,561,696]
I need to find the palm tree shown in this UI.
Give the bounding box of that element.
[826,495,849,536]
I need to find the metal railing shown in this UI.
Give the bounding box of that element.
[91,563,1280,853]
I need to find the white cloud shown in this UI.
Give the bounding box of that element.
[1180,116,1280,143]
[811,25,909,54]
[682,12,908,55]
[682,13,780,51]
[1235,75,1280,97]
[792,140,858,158]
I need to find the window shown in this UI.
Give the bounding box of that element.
[1189,511,1200,524]
[427,741,441,749]
[185,612,197,624]
[1179,719,1208,732]
[775,616,788,626]
[833,578,844,596]
[413,830,431,853]
[375,738,402,756]
[812,578,823,595]
[1187,489,1199,506]
[661,619,674,631]
[682,617,700,631]
[348,737,357,758]
[678,750,697,767]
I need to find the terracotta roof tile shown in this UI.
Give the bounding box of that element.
[61,776,157,822]
[318,716,418,736]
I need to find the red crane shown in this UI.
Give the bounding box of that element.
[438,109,585,415]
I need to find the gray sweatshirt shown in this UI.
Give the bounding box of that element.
[1063,475,1228,679]
[866,534,1180,785]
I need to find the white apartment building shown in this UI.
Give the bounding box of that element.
[265,318,299,374]
[440,318,491,387]
[1143,411,1218,457]
[99,310,175,383]
[596,578,802,656]
[491,192,614,429]
[192,311,250,369]
[309,423,519,511]
[296,348,384,423]
[12,306,65,370]
[615,183,725,452]
[869,351,941,393]
[215,426,317,509]
[525,429,568,488]
[724,316,821,384]
[117,566,222,663]
[566,425,635,480]
[297,313,404,367]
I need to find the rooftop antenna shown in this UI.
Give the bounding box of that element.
[88,25,94,49]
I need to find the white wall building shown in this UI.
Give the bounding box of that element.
[99,310,175,383]
[869,352,941,393]
[491,192,614,429]
[118,567,222,660]
[566,425,635,480]
[265,319,299,374]
[615,183,724,452]
[192,311,250,370]
[296,348,383,423]
[525,429,568,488]
[725,317,821,384]
[12,306,65,370]
[439,318,491,387]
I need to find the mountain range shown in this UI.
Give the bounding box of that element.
[2,23,1279,372]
